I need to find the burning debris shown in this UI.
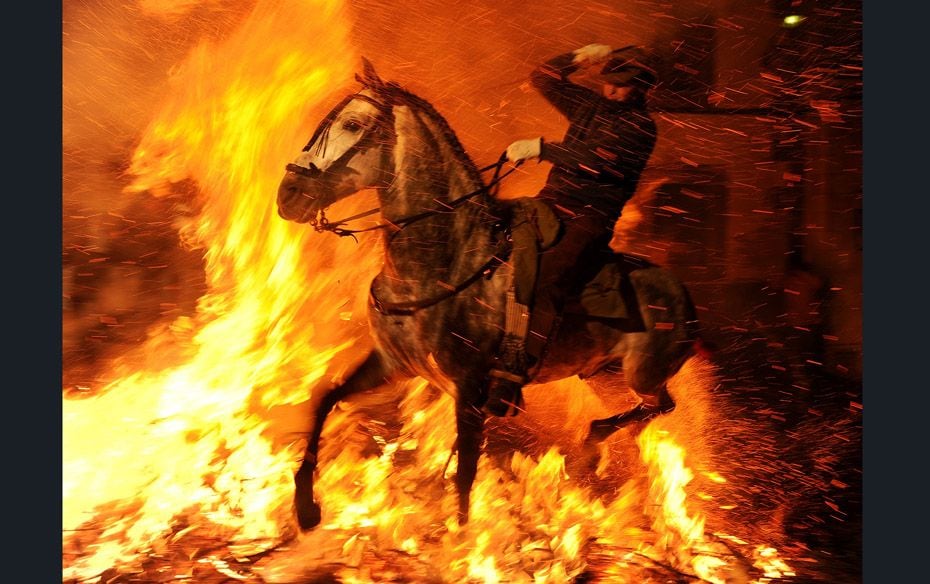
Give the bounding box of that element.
[65,362,804,583]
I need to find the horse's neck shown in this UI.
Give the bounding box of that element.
[379,106,495,287]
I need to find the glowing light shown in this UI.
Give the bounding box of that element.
[782,14,807,27]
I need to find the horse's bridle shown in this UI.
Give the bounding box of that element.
[285,89,517,240]
[284,91,396,227]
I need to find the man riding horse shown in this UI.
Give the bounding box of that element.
[277,54,695,529]
[486,44,659,416]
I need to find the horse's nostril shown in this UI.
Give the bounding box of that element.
[278,178,302,207]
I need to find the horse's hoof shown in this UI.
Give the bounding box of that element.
[456,510,469,526]
[296,500,322,530]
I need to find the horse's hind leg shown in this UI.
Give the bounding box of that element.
[453,398,485,525]
[583,358,676,448]
[295,350,394,530]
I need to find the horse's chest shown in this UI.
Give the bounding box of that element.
[369,308,484,386]
[370,312,436,369]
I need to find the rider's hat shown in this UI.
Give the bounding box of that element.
[600,46,658,89]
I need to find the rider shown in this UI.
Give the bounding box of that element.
[485,44,659,416]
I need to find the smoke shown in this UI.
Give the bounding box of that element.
[63,1,244,220]
[344,0,662,199]
[63,1,248,377]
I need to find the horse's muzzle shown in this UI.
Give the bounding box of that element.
[277,171,318,222]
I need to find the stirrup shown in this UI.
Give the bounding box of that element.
[485,334,529,417]
[488,368,526,385]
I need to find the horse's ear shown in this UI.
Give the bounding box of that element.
[358,57,384,89]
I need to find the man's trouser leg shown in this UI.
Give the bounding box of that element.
[486,213,613,416]
[525,214,614,363]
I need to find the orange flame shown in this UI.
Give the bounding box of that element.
[638,425,728,580]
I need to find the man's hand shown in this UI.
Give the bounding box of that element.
[506,138,542,165]
[572,43,613,66]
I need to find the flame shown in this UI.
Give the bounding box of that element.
[253,373,794,584]
[638,425,727,581]
[64,2,796,581]
[63,0,377,579]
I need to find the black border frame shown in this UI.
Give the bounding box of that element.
[12,1,63,581]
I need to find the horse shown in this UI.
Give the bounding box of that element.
[276,59,699,530]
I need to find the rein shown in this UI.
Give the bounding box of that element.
[368,152,514,315]
[302,152,517,239]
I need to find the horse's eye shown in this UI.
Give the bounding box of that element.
[343,120,362,132]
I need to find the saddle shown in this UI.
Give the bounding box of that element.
[505,197,562,251]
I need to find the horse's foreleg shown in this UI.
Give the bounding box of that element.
[453,399,485,525]
[295,350,394,530]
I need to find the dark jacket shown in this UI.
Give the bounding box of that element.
[532,51,657,220]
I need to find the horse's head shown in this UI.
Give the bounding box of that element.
[277,58,397,224]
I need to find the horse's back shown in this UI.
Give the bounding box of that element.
[537,253,698,383]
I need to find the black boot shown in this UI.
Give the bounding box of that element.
[485,334,528,417]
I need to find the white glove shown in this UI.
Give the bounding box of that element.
[572,43,613,66]
[506,138,542,165]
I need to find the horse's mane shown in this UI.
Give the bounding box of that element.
[382,83,485,189]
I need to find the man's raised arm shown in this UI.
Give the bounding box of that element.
[530,44,613,118]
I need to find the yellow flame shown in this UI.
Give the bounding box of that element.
[753,545,797,579]
[636,424,795,583]
[63,0,380,579]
